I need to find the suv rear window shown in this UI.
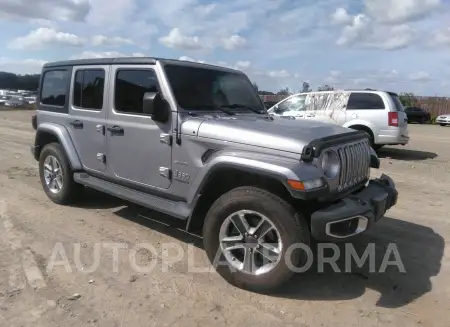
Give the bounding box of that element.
[40,70,69,107]
[347,93,385,110]
[388,93,405,112]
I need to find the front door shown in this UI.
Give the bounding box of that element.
[105,65,172,189]
[272,94,307,119]
[67,66,109,173]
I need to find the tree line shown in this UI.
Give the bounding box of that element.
[0,72,40,91]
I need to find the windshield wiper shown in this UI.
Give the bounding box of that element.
[186,104,235,116]
[221,104,265,114]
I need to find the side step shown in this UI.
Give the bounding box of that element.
[74,173,190,220]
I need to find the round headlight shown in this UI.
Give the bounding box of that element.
[320,150,340,179]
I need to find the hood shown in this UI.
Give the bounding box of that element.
[184,114,354,154]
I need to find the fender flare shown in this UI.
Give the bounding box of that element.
[186,152,323,204]
[35,123,83,170]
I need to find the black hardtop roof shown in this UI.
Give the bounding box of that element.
[43,57,157,68]
[43,57,243,73]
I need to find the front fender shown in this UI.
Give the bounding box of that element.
[34,123,82,170]
[187,150,325,203]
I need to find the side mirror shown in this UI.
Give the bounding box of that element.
[143,92,170,123]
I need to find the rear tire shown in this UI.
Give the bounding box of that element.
[203,186,311,293]
[440,124,447,127]
[39,143,82,205]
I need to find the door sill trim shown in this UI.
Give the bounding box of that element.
[74,173,190,220]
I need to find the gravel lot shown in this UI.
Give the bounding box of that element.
[0,110,449,327]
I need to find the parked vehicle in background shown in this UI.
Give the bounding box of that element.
[268,89,409,150]
[25,96,37,104]
[0,96,9,105]
[405,107,431,124]
[436,114,450,126]
[31,57,398,292]
[4,96,25,108]
[263,101,278,109]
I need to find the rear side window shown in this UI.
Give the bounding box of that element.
[347,93,385,110]
[114,69,159,115]
[389,93,405,111]
[73,69,105,110]
[40,70,69,107]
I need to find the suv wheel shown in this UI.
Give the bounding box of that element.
[39,143,81,204]
[203,186,310,293]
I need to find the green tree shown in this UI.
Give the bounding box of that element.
[0,72,40,90]
[277,87,290,95]
[301,82,312,93]
[398,92,417,108]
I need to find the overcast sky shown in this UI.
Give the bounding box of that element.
[0,0,449,95]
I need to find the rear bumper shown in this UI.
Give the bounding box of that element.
[377,133,409,145]
[310,174,398,242]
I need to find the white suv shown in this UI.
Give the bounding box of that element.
[268,89,409,150]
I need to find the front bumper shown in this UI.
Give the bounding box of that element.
[436,118,450,124]
[310,174,398,242]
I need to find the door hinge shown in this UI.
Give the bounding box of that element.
[160,133,173,146]
[159,167,171,179]
[97,153,106,164]
[96,124,105,135]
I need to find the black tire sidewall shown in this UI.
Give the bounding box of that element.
[203,187,310,292]
[39,143,77,204]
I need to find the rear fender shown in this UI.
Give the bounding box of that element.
[34,123,82,170]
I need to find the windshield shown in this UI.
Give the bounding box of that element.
[272,94,306,114]
[163,64,265,113]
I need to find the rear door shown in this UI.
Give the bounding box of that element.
[67,66,109,173]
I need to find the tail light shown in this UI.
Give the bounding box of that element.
[388,112,398,127]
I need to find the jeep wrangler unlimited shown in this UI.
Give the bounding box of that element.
[31,57,398,292]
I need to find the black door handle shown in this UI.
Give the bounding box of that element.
[69,120,83,129]
[107,126,124,134]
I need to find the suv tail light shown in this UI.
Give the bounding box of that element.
[388,112,398,127]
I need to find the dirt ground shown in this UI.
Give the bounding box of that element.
[0,110,449,327]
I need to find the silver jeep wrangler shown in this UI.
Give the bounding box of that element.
[31,57,398,292]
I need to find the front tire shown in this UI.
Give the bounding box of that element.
[39,143,81,205]
[440,124,447,127]
[372,144,384,151]
[203,186,311,293]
